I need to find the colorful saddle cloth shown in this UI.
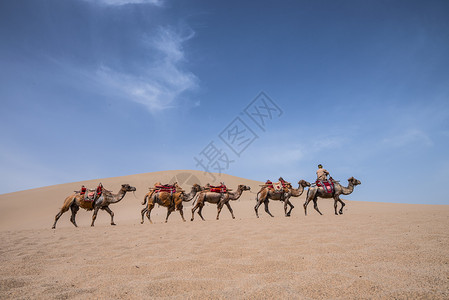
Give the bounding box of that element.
[210,184,227,193]
[273,182,283,193]
[316,180,334,194]
[155,185,176,193]
[83,191,95,202]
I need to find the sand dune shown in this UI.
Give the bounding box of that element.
[0,170,448,299]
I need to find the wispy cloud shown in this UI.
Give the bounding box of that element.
[96,27,198,112]
[86,0,164,6]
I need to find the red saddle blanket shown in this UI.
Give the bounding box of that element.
[316,180,334,194]
[210,185,227,193]
[155,185,176,193]
[265,181,274,189]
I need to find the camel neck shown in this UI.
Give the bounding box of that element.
[291,183,305,197]
[229,187,243,200]
[184,187,199,201]
[110,188,127,203]
[340,182,354,195]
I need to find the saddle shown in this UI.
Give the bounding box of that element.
[273,182,283,193]
[316,179,334,194]
[210,184,227,193]
[264,181,274,189]
[79,191,95,202]
[154,184,176,194]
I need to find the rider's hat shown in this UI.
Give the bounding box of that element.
[318,164,323,168]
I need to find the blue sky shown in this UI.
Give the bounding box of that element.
[1,0,448,204]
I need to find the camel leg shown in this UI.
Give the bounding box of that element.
[146,204,154,224]
[69,204,79,227]
[254,195,265,218]
[141,207,147,224]
[284,197,288,216]
[303,198,311,216]
[91,206,100,227]
[197,203,206,221]
[313,198,323,215]
[191,202,200,221]
[225,202,235,219]
[264,200,274,217]
[254,200,262,218]
[52,206,70,229]
[285,200,294,217]
[337,197,345,215]
[177,204,186,222]
[102,206,116,225]
[216,194,226,220]
[216,202,224,220]
[283,196,294,217]
[333,198,339,215]
[165,206,175,223]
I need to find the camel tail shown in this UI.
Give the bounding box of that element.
[60,195,76,211]
[142,194,148,205]
[192,193,200,206]
[306,188,312,201]
[256,191,261,202]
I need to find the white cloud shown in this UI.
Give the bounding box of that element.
[96,27,198,112]
[87,0,164,6]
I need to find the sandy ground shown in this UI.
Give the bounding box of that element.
[1,170,448,299]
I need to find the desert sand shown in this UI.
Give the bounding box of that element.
[0,170,448,299]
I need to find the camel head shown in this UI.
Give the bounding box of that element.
[238,185,251,191]
[298,180,311,187]
[191,183,203,192]
[348,177,361,186]
[121,184,137,192]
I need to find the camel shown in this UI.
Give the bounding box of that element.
[304,177,361,215]
[52,184,137,229]
[142,184,202,224]
[191,185,251,221]
[254,180,310,218]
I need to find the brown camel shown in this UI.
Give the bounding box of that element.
[191,185,251,221]
[254,180,310,218]
[304,177,361,215]
[142,184,202,224]
[52,184,137,229]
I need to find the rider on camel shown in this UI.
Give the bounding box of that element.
[316,164,330,182]
[80,185,87,195]
[265,180,273,189]
[278,177,290,188]
[316,164,334,193]
[96,183,103,199]
[278,177,291,195]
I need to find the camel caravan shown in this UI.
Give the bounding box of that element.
[52,164,361,228]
